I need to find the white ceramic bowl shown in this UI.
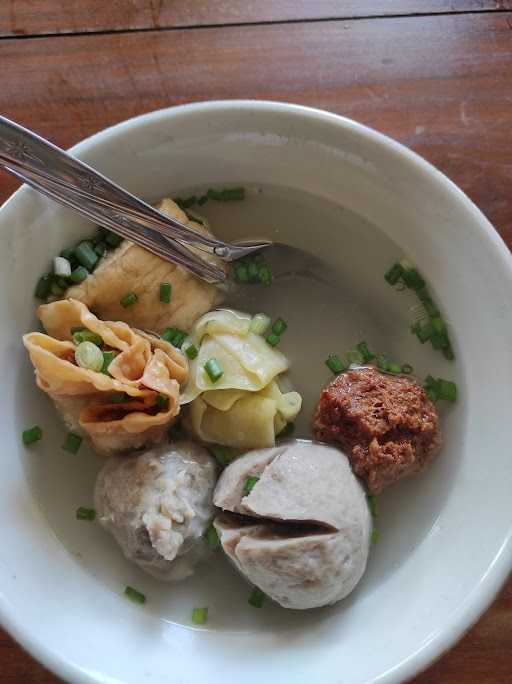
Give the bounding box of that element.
[1,101,511,684]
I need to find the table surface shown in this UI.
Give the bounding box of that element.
[0,2,511,682]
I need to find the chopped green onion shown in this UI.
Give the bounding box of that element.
[371,528,379,544]
[207,187,244,201]
[159,282,172,304]
[356,341,375,363]
[125,585,146,604]
[249,313,271,335]
[258,265,273,285]
[431,316,446,334]
[74,241,99,272]
[204,523,220,550]
[184,343,199,360]
[376,354,389,372]
[94,242,107,257]
[175,195,197,209]
[198,195,208,206]
[243,475,260,494]
[51,282,65,297]
[156,393,170,411]
[35,273,53,299]
[191,607,208,624]
[265,332,280,347]
[72,328,103,346]
[22,425,43,446]
[105,230,123,248]
[62,432,82,454]
[210,444,234,467]
[402,268,425,291]
[247,261,259,283]
[425,386,438,402]
[387,362,402,374]
[75,341,104,372]
[120,292,138,308]
[204,358,223,383]
[437,378,457,402]
[69,266,90,284]
[442,344,455,361]
[55,276,70,289]
[76,506,95,521]
[412,321,433,343]
[101,350,117,374]
[53,256,72,277]
[401,363,413,374]
[384,262,404,285]
[325,354,346,374]
[60,247,76,261]
[162,327,187,348]
[347,350,364,366]
[248,588,265,608]
[109,392,128,403]
[271,318,287,336]
[233,263,248,283]
[367,495,378,517]
[278,422,295,439]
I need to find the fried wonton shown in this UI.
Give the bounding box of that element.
[23,299,188,455]
[66,198,225,334]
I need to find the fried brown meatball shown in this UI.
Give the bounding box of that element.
[313,367,441,493]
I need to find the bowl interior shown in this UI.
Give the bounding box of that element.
[1,102,511,684]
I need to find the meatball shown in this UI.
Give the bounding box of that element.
[213,441,372,610]
[94,441,217,581]
[313,367,441,494]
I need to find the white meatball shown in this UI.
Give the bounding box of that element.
[95,441,217,581]
[213,441,372,609]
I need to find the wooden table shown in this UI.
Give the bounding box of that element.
[1,2,511,682]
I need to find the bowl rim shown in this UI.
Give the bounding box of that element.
[1,99,511,684]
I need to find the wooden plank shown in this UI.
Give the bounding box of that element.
[0,12,511,244]
[0,11,511,683]
[0,0,511,38]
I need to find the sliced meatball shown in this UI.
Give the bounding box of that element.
[313,367,441,494]
[214,441,372,610]
[94,441,216,581]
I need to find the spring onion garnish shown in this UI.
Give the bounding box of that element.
[62,432,82,454]
[347,350,364,366]
[184,343,199,360]
[22,425,43,446]
[51,281,65,297]
[76,507,96,521]
[265,332,280,347]
[401,363,413,374]
[94,242,107,257]
[60,246,76,261]
[74,241,99,272]
[53,256,72,277]
[367,495,378,517]
[34,273,53,299]
[204,523,221,550]
[387,362,402,374]
[207,187,245,201]
[120,292,138,308]
[325,354,346,375]
[204,358,223,383]
[249,313,271,335]
[175,195,197,210]
[101,350,117,374]
[271,318,287,336]
[159,282,172,304]
[424,376,457,403]
[75,341,104,372]
[162,327,187,348]
[198,195,208,206]
[376,354,389,372]
[371,529,380,544]
[191,607,208,624]
[279,422,295,439]
[156,393,170,411]
[125,585,146,605]
[69,265,89,284]
[234,263,249,283]
[71,328,103,346]
[248,588,265,608]
[210,444,234,467]
[258,265,272,286]
[247,261,259,283]
[356,341,375,363]
[233,253,273,286]
[386,260,455,360]
[104,230,123,248]
[243,475,260,494]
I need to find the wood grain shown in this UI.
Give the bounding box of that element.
[0,9,511,684]
[0,0,511,37]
